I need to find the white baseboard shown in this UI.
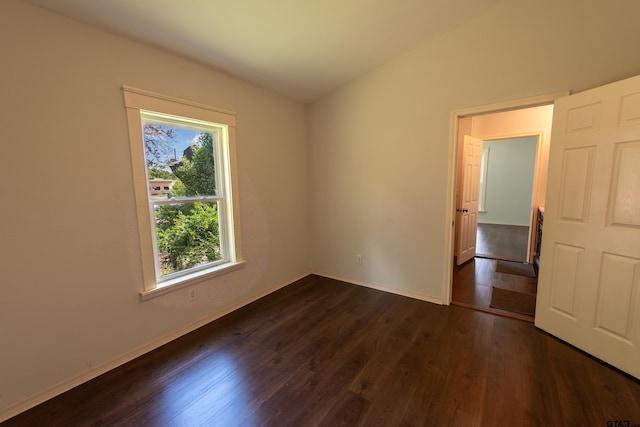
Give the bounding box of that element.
[478,221,529,227]
[0,271,311,423]
[312,270,444,306]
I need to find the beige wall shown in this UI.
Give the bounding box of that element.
[0,0,310,418]
[471,105,554,214]
[5,0,640,420]
[466,106,554,260]
[308,0,640,301]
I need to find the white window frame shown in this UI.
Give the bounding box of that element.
[478,146,490,212]
[123,86,244,299]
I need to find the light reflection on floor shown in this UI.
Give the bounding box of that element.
[155,351,255,426]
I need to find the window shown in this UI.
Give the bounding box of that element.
[123,86,243,298]
[478,146,489,212]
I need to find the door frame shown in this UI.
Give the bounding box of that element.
[476,132,542,264]
[443,91,569,304]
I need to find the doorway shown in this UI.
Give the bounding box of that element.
[445,93,564,320]
[453,134,543,321]
[476,135,538,263]
[452,257,538,321]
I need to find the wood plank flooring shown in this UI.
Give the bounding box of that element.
[452,257,537,322]
[5,275,640,426]
[476,223,529,263]
[456,223,537,321]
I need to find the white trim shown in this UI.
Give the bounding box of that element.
[444,91,569,305]
[478,221,531,227]
[453,90,570,118]
[478,146,489,212]
[122,85,243,294]
[0,271,310,423]
[476,132,545,263]
[313,271,445,305]
[122,85,236,123]
[140,260,247,300]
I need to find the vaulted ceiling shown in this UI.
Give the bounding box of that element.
[24,0,501,102]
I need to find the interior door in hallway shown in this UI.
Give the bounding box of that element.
[456,135,482,265]
[535,74,640,379]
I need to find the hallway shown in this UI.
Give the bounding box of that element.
[453,223,537,322]
[452,257,537,322]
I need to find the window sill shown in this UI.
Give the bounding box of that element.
[139,260,246,301]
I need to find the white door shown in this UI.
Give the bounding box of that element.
[456,135,482,265]
[535,75,640,379]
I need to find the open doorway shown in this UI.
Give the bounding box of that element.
[446,94,562,321]
[476,135,538,263]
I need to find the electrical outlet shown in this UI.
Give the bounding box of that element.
[356,254,363,264]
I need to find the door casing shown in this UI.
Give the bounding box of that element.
[473,133,542,264]
[444,91,569,304]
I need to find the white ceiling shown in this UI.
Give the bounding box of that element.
[24,0,501,103]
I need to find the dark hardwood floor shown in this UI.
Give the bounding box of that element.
[454,222,537,321]
[476,223,529,263]
[5,275,640,426]
[452,257,537,322]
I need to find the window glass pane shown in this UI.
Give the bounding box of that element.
[154,201,222,277]
[142,121,217,198]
